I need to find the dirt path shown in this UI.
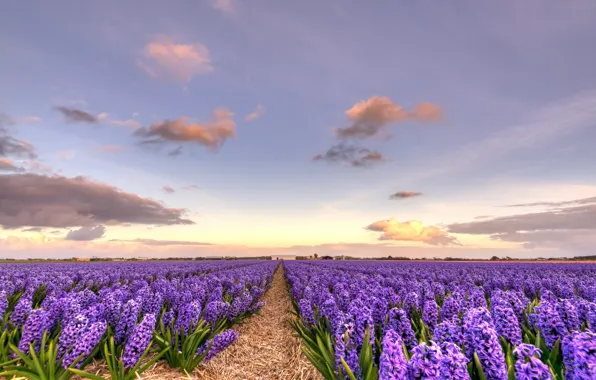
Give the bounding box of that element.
[79,264,318,380]
[197,264,319,380]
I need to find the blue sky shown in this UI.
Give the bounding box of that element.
[1,0,596,258]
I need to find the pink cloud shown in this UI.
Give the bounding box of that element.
[138,37,213,83]
[245,104,264,122]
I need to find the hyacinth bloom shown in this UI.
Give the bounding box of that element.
[440,296,461,322]
[0,290,8,318]
[58,313,90,357]
[493,305,522,346]
[63,321,107,368]
[115,299,141,345]
[440,342,470,380]
[422,298,439,331]
[386,307,417,350]
[531,302,567,349]
[299,298,315,327]
[10,295,33,328]
[403,292,420,319]
[407,341,443,379]
[202,329,239,362]
[556,299,580,333]
[378,329,407,380]
[467,320,507,379]
[121,313,157,369]
[18,308,50,354]
[433,320,464,346]
[513,344,552,380]
[563,331,596,379]
[204,300,230,326]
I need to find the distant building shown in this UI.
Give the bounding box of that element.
[75,257,90,262]
[321,255,333,260]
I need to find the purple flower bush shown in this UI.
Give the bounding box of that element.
[285,260,596,379]
[0,260,276,378]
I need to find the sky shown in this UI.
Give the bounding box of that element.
[1,0,596,259]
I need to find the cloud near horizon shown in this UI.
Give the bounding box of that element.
[110,238,213,246]
[137,37,213,83]
[65,225,106,241]
[366,218,460,246]
[448,195,596,250]
[134,108,236,151]
[390,191,422,200]
[0,158,24,172]
[0,173,194,229]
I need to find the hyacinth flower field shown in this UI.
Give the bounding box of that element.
[0,261,277,379]
[285,261,596,380]
[1,260,596,379]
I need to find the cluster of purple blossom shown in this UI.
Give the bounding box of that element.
[0,260,276,374]
[285,261,596,379]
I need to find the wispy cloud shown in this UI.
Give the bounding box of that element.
[19,116,42,123]
[245,104,264,122]
[162,185,175,194]
[54,106,99,124]
[137,37,213,83]
[109,238,212,246]
[95,145,125,153]
[109,119,141,128]
[0,158,24,172]
[313,143,386,167]
[389,191,422,200]
[210,0,235,14]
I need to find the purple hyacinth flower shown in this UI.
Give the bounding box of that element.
[407,341,443,379]
[18,308,50,354]
[513,344,552,380]
[115,299,140,345]
[494,306,522,346]
[433,320,464,346]
[202,329,238,362]
[121,313,157,369]
[386,307,417,350]
[299,298,315,327]
[467,320,507,380]
[530,302,567,349]
[378,329,407,380]
[440,342,470,380]
[440,296,461,322]
[556,299,580,333]
[563,330,596,379]
[58,313,89,357]
[204,301,230,327]
[0,291,8,319]
[63,321,107,368]
[11,295,33,328]
[422,299,439,331]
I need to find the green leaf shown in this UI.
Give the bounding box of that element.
[474,352,487,380]
[340,357,358,380]
[68,368,106,380]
